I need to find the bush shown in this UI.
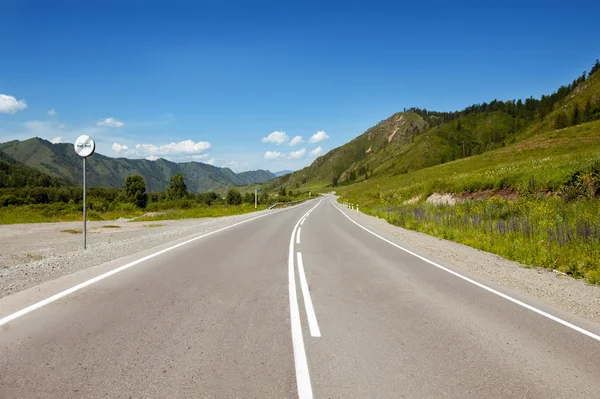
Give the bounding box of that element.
[226,189,243,205]
[0,194,22,206]
[108,202,139,213]
[243,192,255,204]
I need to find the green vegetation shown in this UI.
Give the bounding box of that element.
[122,175,148,208]
[0,151,65,188]
[341,120,600,284]
[166,172,188,200]
[0,172,304,224]
[226,189,243,205]
[369,196,600,284]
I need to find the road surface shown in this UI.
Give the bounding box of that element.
[1,196,599,398]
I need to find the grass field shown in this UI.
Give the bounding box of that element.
[0,202,268,224]
[340,120,600,284]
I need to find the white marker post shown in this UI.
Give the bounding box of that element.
[255,188,258,209]
[74,135,95,250]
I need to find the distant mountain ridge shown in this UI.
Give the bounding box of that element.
[0,138,277,192]
[273,170,293,177]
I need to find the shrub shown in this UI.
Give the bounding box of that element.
[226,189,243,205]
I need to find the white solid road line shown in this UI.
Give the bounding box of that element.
[296,227,302,244]
[330,199,600,343]
[297,252,321,338]
[288,199,322,399]
[300,218,306,226]
[0,202,314,328]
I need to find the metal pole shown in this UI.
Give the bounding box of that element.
[255,189,257,209]
[83,157,86,250]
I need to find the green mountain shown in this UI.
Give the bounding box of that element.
[237,170,278,184]
[262,59,600,194]
[0,138,276,192]
[0,151,65,188]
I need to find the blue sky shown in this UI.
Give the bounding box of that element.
[1,0,599,172]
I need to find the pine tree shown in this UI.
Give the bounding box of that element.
[166,173,188,200]
[571,104,580,126]
[584,100,593,122]
[555,111,568,130]
[591,59,600,76]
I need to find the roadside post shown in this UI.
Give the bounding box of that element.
[255,188,259,209]
[74,135,96,249]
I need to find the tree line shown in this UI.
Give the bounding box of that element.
[554,98,600,129]
[0,172,302,209]
[407,59,600,127]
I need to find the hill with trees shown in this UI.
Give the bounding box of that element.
[262,59,600,193]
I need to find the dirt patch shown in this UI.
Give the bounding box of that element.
[388,127,399,143]
[506,136,600,152]
[61,229,82,234]
[426,193,459,206]
[459,188,519,201]
[365,146,372,154]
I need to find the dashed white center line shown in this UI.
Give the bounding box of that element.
[296,227,302,244]
[297,252,321,337]
[288,200,322,398]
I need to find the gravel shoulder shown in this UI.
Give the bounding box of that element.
[338,201,600,325]
[0,210,275,298]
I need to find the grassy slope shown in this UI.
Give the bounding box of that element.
[341,119,600,206]
[261,112,429,192]
[260,110,533,195]
[339,119,600,284]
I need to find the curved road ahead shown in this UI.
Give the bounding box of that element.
[1,196,599,398]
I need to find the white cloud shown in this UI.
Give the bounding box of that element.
[0,94,28,114]
[310,146,324,157]
[264,151,285,161]
[111,139,211,162]
[288,148,306,159]
[136,140,210,156]
[48,109,57,117]
[59,124,66,129]
[262,131,289,145]
[112,143,129,153]
[289,135,303,146]
[309,130,329,143]
[205,158,215,165]
[50,136,64,144]
[96,117,125,128]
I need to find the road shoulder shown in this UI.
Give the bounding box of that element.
[332,199,600,325]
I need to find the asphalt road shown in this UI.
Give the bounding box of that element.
[1,195,600,398]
